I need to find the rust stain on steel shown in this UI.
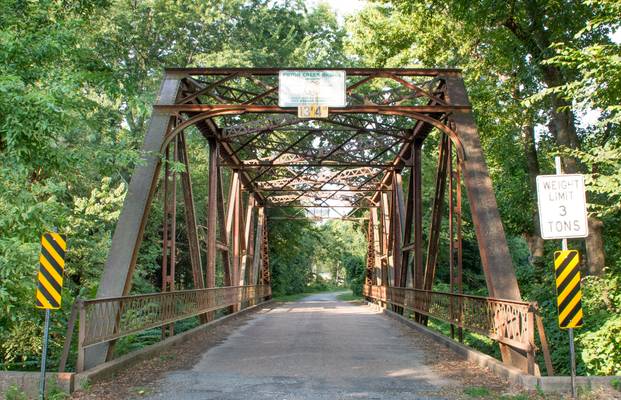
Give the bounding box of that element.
[90,68,524,373]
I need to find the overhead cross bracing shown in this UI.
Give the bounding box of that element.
[85,68,543,376]
[157,68,465,212]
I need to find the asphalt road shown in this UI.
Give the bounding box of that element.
[145,291,456,399]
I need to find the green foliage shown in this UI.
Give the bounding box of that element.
[567,144,621,217]
[0,0,345,370]
[1,0,619,379]
[578,272,621,375]
[268,209,320,296]
[313,221,366,294]
[463,386,491,397]
[3,386,27,400]
[336,292,363,302]
[346,0,621,377]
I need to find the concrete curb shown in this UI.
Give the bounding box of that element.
[537,376,621,394]
[74,300,274,391]
[368,302,621,394]
[0,371,74,398]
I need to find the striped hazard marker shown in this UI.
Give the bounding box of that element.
[36,232,67,310]
[554,250,584,329]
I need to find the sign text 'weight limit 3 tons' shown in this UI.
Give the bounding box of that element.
[536,174,588,240]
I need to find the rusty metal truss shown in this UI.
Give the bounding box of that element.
[363,285,553,376]
[84,68,539,374]
[75,285,271,372]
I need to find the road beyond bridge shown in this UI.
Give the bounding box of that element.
[73,293,518,400]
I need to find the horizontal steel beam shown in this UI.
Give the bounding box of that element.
[270,217,367,221]
[219,163,395,168]
[155,104,470,113]
[266,205,366,208]
[264,189,386,192]
[166,67,462,76]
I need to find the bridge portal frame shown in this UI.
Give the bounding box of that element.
[85,68,526,372]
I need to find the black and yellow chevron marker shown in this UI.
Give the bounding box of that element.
[35,232,67,310]
[554,250,584,329]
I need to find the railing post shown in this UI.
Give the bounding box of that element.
[458,293,464,342]
[58,301,78,372]
[527,303,536,375]
[76,299,86,373]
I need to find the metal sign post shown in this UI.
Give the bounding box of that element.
[537,156,589,398]
[39,309,51,400]
[555,157,576,398]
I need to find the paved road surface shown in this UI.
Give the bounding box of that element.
[145,292,460,399]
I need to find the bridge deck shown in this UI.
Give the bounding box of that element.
[134,292,510,400]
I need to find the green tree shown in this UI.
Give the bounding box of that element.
[0,0,346,369]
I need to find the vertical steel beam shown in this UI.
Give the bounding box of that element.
[370,207,382,286]
[412,140,423,290]
[394,173,407,288]
[85,73,182,369]
[456,153,464,342]
[243,197,257,285]
[445,75,523,368]
[161,137,178,337]
[386,182,396,287]
[252,207,265,285]
[217,167,232,286]
[232,175,241,287]
[365,216,375,287]
[448,141,455,339]
[412,139,424,322]
[401,165,414,288]
[206,139,218,290]
[444,76,520,300]
[259,215,271,295]
[380,192,391,286]
[205,138,218,321]
[226,172,240,240]
[423,135,450,292]
[178,132,205,291]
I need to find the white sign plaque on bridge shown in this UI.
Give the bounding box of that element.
[278,70,346,107]
[536,174,588,239]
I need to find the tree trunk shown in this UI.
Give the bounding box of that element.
[521,121,544,260]
[542,65,606,274]
[503,8,607,274]
[586,217,605,275]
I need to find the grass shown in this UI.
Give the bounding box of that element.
[272,292,313,302]
[336,291,363,302]
[464,386,492,397]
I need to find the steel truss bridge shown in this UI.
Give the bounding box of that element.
[65,68,553,377]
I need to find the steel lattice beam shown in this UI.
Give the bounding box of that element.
[88,67,527,374]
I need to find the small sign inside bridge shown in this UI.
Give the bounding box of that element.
[278,70,346,107]
[536,174,588,240]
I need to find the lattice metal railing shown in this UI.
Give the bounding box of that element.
[76,285,270,371]
[363,284,539,372]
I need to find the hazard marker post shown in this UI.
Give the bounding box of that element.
[35,231,67,400]
[536,156,588,398]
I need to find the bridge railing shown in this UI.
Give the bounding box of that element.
[363,284,540,373]
[75,285,271,371]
